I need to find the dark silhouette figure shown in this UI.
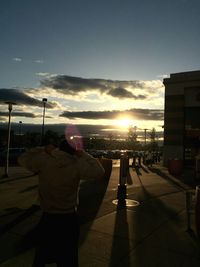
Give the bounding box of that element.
[18,139,104,267]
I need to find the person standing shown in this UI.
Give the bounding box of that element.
[18,139,105,267]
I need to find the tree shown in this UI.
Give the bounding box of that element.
[127,125,138,149]
[128,126,137,142]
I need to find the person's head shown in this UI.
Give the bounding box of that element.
[59,139,76,155]
[43,136,58,147]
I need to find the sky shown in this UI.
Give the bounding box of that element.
[0,0,200,136]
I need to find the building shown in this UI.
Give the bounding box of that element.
[163,70,200,166]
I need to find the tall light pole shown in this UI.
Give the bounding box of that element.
[144,128,148,147]
[4,102,15,177]
[19,121,22,135]
[41,98,47,145]
[18,121,22,148]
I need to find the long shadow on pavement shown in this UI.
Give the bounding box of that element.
[108,184,133,267]
[0,205,39,236]
[78,177,110,247]
[0,205,40,264]
[19,185,38,193]
[147,165,192,190]
[124,166,200,266]
[140,165,149,173]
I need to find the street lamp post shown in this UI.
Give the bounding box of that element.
[41,98,47,145]
[18,121,22,148]
[144,128,148,147]
[4,102,15,177]
[19,121,22,135]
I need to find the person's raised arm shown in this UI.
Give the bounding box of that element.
[18,147,45,173]
[75,150,105,181]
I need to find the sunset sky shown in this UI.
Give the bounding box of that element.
[0,0,200,134]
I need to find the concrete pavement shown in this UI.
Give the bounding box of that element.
[0,166,34,184]
[0,162,200,266]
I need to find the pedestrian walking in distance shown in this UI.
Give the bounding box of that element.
[18,139,105,267]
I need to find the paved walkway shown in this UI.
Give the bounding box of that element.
[0,163,200,266]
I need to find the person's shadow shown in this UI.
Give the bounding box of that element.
[78,159,113,246]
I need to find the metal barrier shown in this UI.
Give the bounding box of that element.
[195,186,200,237]
[186,186,200,237]
[186,190,195,231]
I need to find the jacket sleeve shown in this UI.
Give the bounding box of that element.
[77,151,105,180]
[18,147,45,173]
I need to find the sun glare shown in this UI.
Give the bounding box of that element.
[116,118,132,129]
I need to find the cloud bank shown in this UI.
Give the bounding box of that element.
[40,75,162,100]
[0,89,55,108]
[60,108,164,121]
[0,111,40,118]
[0,76,164,127]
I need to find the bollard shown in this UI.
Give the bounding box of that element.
[195,185,200,237]
[113,153,140,207]
[117,154,129,200]
[119,154,129,185]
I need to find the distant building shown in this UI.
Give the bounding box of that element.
[163,70,200,166]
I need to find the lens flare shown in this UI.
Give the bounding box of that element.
[65,124,83,150]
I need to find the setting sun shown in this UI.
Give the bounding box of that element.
[115,117,133,130]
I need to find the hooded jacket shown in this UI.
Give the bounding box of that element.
[18,147,105,214]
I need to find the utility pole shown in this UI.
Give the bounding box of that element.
[4,102,16,177]
[41,98,47,145]
[144,128,148,147]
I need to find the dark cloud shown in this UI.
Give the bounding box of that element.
[40,75,148,99]
[60,108,164,121]
[41,75,107,93]
[0,89,55,108]
[60,111,116,120]
[0,111,39,118]
[0,111,53,121]
[108,87,146,99]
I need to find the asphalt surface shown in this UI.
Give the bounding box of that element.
[0,161,200,266]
